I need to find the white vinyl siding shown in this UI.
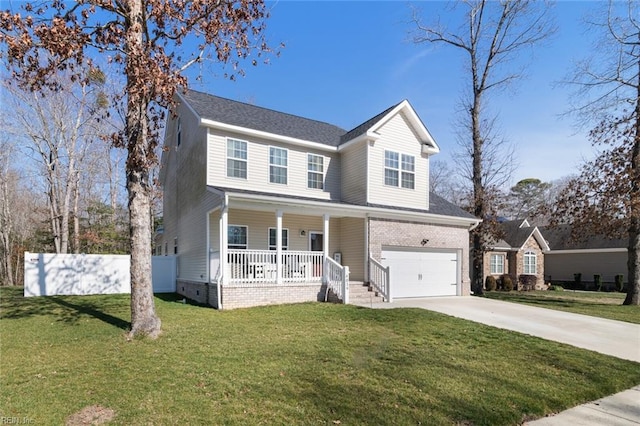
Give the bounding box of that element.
[307,154,324,189]
[368,113,428,209]
[207,131,340,200]
[524,251,537,275]
[340,144,367,204]
[161,100,222,283]
[268,228,289,250]
[227,139,247,179]
[490,254,504,275]
[269,147,288,184]
[227,209,339,253]
[338,217,365,281]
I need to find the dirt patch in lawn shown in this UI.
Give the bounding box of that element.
[66,405,115,425]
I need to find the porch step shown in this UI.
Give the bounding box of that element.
[348,281,385,304]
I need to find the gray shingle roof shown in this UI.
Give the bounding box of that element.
[183,89,347,146]
[209,186,477,220]
[540,225,627,250]
[339,103,399,143]
[427,192,477,219]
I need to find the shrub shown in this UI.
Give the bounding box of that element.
[615,274,625,292]
[549,285,564,291]
[594,274,602,292]
[485,275,497,291]
[501,274,514,292]
[518,275,537,291]
[573,273,582,289]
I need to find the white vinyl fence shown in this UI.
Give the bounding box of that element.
[23,252,176,297]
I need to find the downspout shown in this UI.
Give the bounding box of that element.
[218,193,229,310]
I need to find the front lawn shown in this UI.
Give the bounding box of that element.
[1,287,639,425]
[484,290,640,324]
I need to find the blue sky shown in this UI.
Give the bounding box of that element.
[187,1,601,187]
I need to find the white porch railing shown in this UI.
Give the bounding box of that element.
[369,256,390,302]
[325,256,349,304]
[226,249,323,286]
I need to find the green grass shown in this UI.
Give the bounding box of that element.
[484,290,640,324]
[1,287,639,425]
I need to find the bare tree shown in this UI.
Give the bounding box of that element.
[411,0,555,294]
[1,0,277,337]
[551,1,639,305]
[0,134,46,285]
[3,70,107,254]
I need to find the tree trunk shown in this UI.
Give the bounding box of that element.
[624,77,640,305]
[126,0,161,338]
[471,92,485,295]
[72,171,80,254]
[0,175,13,286]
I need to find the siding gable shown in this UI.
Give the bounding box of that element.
[367,112,429,210]
[206,130,341,200]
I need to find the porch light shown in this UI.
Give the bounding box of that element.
[299,230,306,237]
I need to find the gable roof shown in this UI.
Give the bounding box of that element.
[179,89,439,152]
[540,225,627,251]
[492,219,550,251]
[182,89,346,146]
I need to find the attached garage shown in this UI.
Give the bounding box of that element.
[381,248,460,298]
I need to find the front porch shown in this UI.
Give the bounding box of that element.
[209,247,350,309]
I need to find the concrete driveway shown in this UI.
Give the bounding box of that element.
[358,296,640,362]
[356,296,640,425]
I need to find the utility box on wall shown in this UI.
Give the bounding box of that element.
[333,252,342,264]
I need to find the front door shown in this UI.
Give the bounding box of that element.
[309,232,323,251]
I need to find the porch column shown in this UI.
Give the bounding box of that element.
[276,210,283,285]
[323,214,330,259]
[220,206,228,286]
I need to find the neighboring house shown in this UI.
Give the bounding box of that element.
[158,89,481,309]
[483,219,549,289]
[541,225,627,284]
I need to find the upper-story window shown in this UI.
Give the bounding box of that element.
[227,139,247,179]
[307,154,324,189]
[385,150,415,189]
[524,250,537,275]
[269,147,288,184]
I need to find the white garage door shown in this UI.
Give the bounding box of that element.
[381,249,459,298]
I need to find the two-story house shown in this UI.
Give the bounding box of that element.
[158,89,480,309]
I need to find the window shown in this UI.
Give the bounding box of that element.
[490,254,504,275]
[228,225,248,249]
[524,251,537,274]
[164,242,167,256]
[401,154,415,189]
[227,139,247,179]
[384,150,415,189]
[384,151,399,186]
[173,237,178,254]
[269,147,288,184]
[268,228,289,250]
[307,154,324,189]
